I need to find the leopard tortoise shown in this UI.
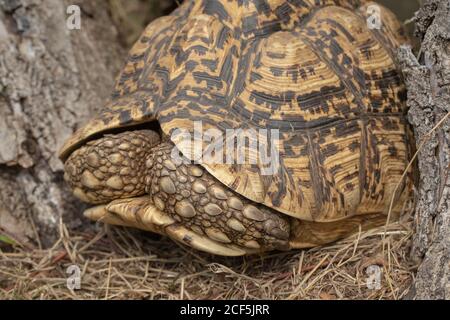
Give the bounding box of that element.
[59,0,413,256]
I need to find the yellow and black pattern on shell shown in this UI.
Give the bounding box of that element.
[60,0,412,222]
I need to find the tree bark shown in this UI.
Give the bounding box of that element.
[0,0,125,246]
[398,0,450,300]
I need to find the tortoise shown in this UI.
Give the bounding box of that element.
[59,0,413,256]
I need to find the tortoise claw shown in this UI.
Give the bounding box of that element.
[84,197,175,235]
[166,224,253,257]
[84,204,131,228]
[84,197,255,256]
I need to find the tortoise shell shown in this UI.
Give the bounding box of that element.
[60,0,412,222]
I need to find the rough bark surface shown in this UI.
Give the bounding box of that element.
[398,0,450,300]
[0,0,125,246]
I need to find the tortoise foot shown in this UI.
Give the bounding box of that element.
[63,130,160,204]
[145,142,291,254]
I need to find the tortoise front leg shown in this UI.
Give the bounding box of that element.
[142,142,291,254]
[84,198,254,256]
[64,130,161,204]
[64,130,291,255]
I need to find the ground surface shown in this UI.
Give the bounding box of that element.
[0,204,415,300]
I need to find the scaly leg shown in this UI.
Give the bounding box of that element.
[64,130,291,255]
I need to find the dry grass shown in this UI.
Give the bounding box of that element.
[0,203,416,300]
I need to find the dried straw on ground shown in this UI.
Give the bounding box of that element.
[0,201,415,300]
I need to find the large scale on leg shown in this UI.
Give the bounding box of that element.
[59,0,413,256]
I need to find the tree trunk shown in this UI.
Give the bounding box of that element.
[0,0,125,246]
[398,0,450,300]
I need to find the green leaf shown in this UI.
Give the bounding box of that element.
[0,234,17,246]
